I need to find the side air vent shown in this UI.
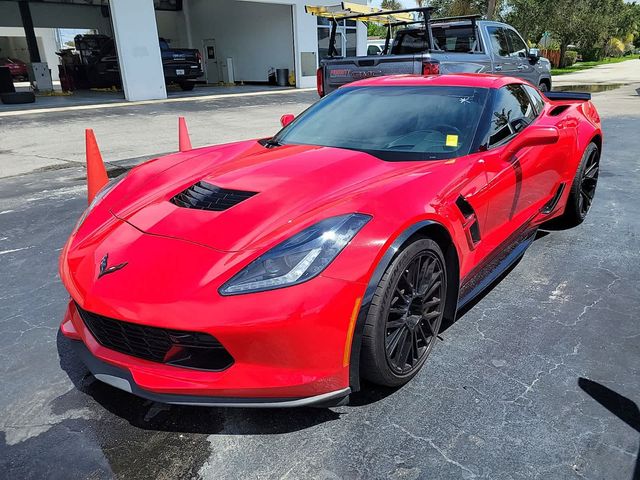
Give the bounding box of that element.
[171,181,257,211]
[549,105,570,116]
[456,195,481,248]
[541,183,566,214]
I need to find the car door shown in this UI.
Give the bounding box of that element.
[485,26,520,76]
[475,84,559,249]
[504,28,538,85]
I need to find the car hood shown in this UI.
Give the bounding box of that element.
[107,140,429,252]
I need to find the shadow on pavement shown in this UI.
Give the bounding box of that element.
[56,330,341,435]
[578,378,639,480]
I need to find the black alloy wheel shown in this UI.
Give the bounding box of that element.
[385,251,444,375]
[578,145,600,217]
[361,238,447,387]
[544,141,600,230]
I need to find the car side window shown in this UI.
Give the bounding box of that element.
[523,85,545,115]
[486,27,510,58]
[487,84,537,148]
[505,29,528,58]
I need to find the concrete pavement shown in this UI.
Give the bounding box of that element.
[553,57,640,86]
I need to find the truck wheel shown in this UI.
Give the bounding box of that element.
[538,80,550,92]
[179,82,195,91]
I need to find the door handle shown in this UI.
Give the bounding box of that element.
[495,65,503,71]
[517,64,526,70]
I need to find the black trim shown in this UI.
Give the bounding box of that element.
[544,91,592,102]
[458,224,537,309]
[348,220,436,391]
[71,340,350,408]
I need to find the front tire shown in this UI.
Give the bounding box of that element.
[546,142,600,230]
[360,238,447,387]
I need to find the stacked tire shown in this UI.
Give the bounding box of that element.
[0,66,35,105]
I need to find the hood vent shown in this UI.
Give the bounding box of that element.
[171,181,258,211]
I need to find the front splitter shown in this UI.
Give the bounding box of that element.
[70,340,351,408]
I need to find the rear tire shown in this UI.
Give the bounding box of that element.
[179,82,195,91]
[545,142,600,230]
[360,238,447,387]
[538,80,550,92]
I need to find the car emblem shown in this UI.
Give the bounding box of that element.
[98,253,128,279]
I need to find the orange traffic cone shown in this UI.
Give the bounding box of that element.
[178,116,192,152]
[85,128,109,204]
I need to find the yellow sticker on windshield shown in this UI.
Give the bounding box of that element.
[446,134,459,148]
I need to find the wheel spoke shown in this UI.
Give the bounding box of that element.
[386,326,405,357]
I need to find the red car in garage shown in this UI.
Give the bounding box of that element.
[59,74,602,407]
[0,57,28,81]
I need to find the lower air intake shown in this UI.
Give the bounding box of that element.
[76,304,233,371]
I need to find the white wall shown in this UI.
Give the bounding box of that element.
[155,10,189,47]
[187,0,295,84]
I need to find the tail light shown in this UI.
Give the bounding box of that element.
[316,66,325,97]
[196,50,202,68]
[422,61,440,76]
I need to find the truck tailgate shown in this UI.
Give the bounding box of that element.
[321,54,426,93]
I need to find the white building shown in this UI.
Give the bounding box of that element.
[0,0,367,100]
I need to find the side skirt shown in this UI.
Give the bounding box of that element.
[457,225,538,310]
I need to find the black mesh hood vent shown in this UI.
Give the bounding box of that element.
[171,181,258,211]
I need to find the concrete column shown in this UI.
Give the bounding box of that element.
[109,0,166,101]
[18,1,40,62]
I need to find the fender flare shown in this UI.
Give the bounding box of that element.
[348,220,454,391]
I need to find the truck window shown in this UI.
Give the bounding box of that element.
[431,25,480,53]
[487,84,537,147]
[159,39,169,50]
[505,29,528,58]
[391,30,428,55]
[486,27,510,58]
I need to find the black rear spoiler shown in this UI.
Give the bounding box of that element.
[544,91,592,102]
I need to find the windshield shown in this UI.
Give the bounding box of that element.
[273,86,489,161]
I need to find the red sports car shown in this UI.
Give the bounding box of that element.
[0,57,28,81]
[59,74,602,407]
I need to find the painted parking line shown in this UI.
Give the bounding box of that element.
[0,88,316,118]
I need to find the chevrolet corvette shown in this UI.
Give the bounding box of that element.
[59,74,602,407]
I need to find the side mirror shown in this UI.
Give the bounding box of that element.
[280,114,295,128]
[501,126,559,161]
[528,48,540,62]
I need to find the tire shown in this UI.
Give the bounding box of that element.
[360,238,447,387]
[1,91,35,104]
[538,80,550,92]
[179,82,195,91]
[545,142,600,230]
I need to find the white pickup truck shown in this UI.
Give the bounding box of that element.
[318,12,552,96]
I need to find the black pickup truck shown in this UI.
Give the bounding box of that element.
[74,35,202,91]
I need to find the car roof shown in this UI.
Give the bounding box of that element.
[344,74,523,90]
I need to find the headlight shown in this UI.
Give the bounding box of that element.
[219,213,371,295]
[72,171,128,233]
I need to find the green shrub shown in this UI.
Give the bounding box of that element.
[564,51,578,66]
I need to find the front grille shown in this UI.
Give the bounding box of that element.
[171,181,257,211]
[76,304,233,371]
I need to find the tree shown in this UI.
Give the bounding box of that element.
[382,0,402,10]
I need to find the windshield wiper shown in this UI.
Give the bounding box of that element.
[264,137,283,148]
